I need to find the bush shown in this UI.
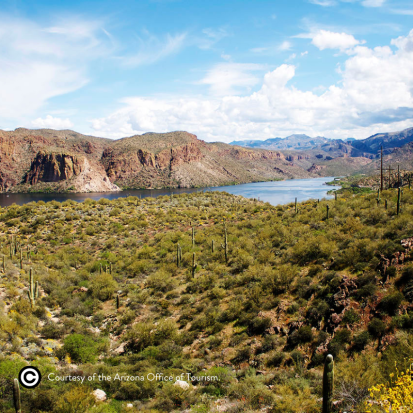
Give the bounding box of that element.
[378,292,404,316]
[90,273,118,301]
[353,331,371,351]
[247,317,271,336]
[266,352,285,367]
[62,334,99,363]
[368,318,386,338]
[288,326,313,347]
[342,308,361,325]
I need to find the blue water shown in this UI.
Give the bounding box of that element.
[0,177,340,207]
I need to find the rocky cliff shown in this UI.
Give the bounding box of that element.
[0,128,323,193]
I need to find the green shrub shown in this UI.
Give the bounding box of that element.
[368,318,386,338]
[378,292,404,315]
[342,308,360,325]
[353,331,371,351]
[62,334,99,363]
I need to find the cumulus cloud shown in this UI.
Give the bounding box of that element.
[91,29,413,142]
[311,30,361,51]
[198,63,266,96]
[31,115,74,129]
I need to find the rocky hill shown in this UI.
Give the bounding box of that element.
[0,129,318,193]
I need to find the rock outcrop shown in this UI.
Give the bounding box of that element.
[24,151,119,193]
[26,152,85,184]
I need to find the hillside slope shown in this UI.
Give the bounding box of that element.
[1,188,413,411]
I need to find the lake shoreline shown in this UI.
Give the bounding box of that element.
[0,177,340,208]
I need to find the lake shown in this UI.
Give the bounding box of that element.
[0,177,340,207]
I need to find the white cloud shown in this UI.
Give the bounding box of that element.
[91,29,413,142]
[310,0,386,7]
[279,41,292,51]
[0,15,110,121]
[31,115,74,129]
[121,32,186,67]
[198,63,266,96]
[309,0,337,6]
[361,0,385,7]
[391,9,413,16]
[391,29,413,53]
[311,30,361,51]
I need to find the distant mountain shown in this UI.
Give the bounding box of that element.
[350,127,413,154]
[230,127,413,157]
[230,134,330,150]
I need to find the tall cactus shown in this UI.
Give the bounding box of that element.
[397,187,401,215]
[176,243,182,267]
[385,199,388,210]
[191,252,197,278]
[295,197,298,213]
[323,354,334,413]
[27,268,38,308]
[191,227,195,248]
[326,205,330,220]
[116,294,120,309]
[2,256,5,273]
[211,239,215,253]
[221,225,228,264]
[334,192,337,201]
[13,378,21,413]
[377,189,380,205]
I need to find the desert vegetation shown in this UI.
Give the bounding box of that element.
[0,187,413,412]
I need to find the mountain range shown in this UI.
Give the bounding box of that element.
[0,126,412,193]
[0,129,312,193]
[230,127,413,156]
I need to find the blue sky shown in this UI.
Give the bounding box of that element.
[1,0,413,141]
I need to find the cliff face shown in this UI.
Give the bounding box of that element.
[23,151,119,193]
[26,152,85,184]
[0,128,322,193]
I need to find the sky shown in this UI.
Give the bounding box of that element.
[1,0,413,142]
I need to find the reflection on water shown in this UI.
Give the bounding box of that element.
[0,177,340,208]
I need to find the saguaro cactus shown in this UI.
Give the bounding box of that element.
[334,192,337,201]
[377,189,380,205]
[211,239,215,253]
[295,197,298,213]
[176,243,182,267]
[397,187,401,215]
[116,294,120,309]
[385,199,388,210]
[326,205,330,220]
[323,354,334,413]
[13,378,21,413]
[2,256,5,273]
[191,227,195,248]
[191,252,197,278]
[221,225,228,264]
[27,268,38,308]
